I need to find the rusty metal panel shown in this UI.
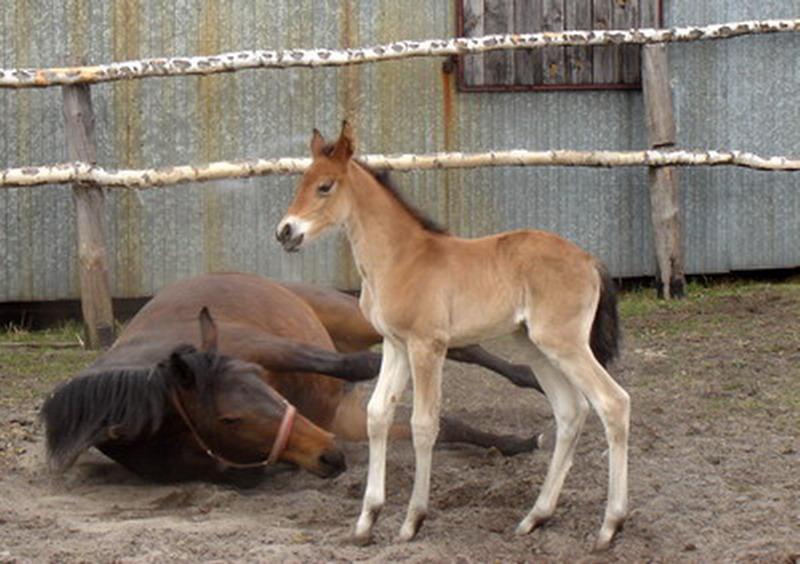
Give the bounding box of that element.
[1,0,799,303]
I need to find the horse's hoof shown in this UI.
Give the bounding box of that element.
[593,517,624,551]
[593,535,613,552]
[352,532,373,547]
[354,508,380,546]
[397,508,426,542]
[515,512,549,535]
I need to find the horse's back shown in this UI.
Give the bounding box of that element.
[101,272,345,428]
[381,229,602,344]
[118,272,333,349]
[280,281,381,352]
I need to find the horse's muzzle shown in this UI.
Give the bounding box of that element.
[276,223,304,253]
[316,447,346,478]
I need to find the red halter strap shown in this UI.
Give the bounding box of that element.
[170,389,297,469]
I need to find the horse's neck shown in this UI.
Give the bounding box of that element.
[344,166,428,285]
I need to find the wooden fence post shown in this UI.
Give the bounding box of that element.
[62,81,115,348]
[642,44,686,299]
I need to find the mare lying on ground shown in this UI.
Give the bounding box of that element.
[42,273,542,485]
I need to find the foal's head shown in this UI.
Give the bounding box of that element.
[276,121,356,252]
[167,308,346,478]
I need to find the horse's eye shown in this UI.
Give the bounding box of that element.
[219,416,242,425]
[317,182,334,196]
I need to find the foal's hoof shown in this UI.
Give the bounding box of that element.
[352,532,374,547]
[515,513,549,536]
[593,519,624,552]
[397,512,426,542]
[353,508,380,546]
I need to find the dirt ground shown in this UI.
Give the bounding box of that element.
[1,282,798,563]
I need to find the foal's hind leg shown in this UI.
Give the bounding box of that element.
[532,336,629,551]
[514,342,589,534]
[354,340,410,544]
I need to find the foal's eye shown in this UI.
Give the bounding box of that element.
[219,416,242,425]
[317,182,334,196]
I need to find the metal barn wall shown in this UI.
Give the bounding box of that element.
[0,0,798,301]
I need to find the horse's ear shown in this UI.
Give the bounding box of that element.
[310,128,326,157]
[169,352,196,390]
[331,120,354,162]
[198,307,218,353]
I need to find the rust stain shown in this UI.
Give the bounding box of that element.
[112,0,143,296]
[14,0,33,298]
[13,1,31,166]
[339,0,360,129]
[66,0,89,61]
[337,0,361,288]
[440,66,458,231]
[197,0,226,273]
[441,69,456,152]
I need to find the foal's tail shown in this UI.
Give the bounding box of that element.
[590,263,621,367]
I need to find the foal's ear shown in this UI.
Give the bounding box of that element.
[331,120,354,162]
[198,307,218,353]
[169,352,196,390]
[310,128,326,157]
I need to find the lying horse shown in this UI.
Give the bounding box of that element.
[42,273,541,485]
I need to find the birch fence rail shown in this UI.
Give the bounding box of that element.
[2,149,799,190]
[0,19,797,88]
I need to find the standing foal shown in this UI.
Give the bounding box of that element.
[276,123,629,550]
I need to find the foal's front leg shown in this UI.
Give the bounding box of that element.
[354,340,410,544]
[398,339,446,541]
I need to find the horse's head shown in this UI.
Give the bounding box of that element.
[164,308,346,478]
[276,121,355,252]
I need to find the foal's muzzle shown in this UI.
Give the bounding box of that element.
[276,222,304,253]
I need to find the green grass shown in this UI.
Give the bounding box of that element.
[0,321,99,407]
[619,279,797,319]
[0,320,86,344]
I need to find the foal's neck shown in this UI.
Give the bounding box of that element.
[344,163,432,282]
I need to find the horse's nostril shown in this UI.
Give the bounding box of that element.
[277,223,292,242]
[320,448,346,474]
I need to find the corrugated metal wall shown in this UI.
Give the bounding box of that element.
[1,0,798,301]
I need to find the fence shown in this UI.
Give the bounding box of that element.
[1,18,799,346]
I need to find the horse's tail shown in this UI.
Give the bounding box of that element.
[590,263,621,368]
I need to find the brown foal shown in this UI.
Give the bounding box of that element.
[276,122,629,550]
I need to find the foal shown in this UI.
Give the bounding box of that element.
[276,123,629,550]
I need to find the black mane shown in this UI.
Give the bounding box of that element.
[40,345,228,472]
[321,143,448,234]
[41,366,168,471]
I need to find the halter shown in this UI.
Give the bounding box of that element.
[170,388,297,469]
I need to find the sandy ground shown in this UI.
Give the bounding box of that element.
[1,283,799,563]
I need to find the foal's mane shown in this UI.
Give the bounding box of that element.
[321,144,447,234]
[40,346,228,471]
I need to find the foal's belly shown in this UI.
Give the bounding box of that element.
[447,302,525,347]
[448,318,524,348]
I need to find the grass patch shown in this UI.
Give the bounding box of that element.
[0,322,98,409]
[619,279,798,319]
[0,320,86,345]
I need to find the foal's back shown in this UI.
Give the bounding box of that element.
[376,228,600,346]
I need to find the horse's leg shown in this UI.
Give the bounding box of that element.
[329,386,538,455]
[398,338,446,542]
[514,339,589,534]
[354,340,410,544]
[445,345,543,393]
[234,333,381,382]
[438,415,540,455]
[527,331,629,551]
